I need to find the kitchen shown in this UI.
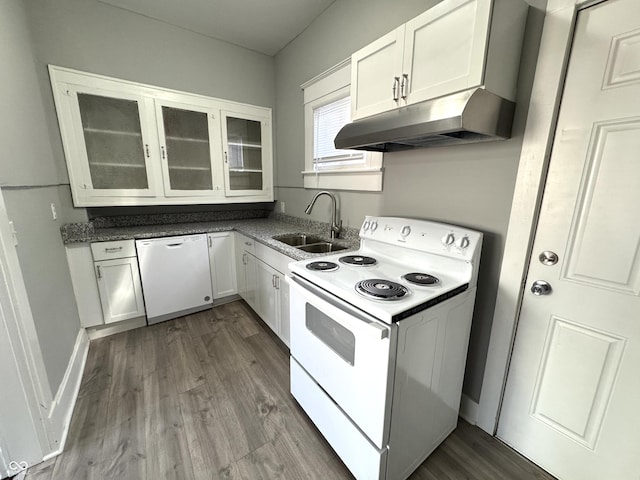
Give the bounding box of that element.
[1,0,638,479]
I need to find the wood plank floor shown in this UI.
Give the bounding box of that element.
[25,301,555,480]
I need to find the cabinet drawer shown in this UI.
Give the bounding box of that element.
[235,233,256,255]
[290,358,387,479]
[91,239,136,260]
[255,241,292,274]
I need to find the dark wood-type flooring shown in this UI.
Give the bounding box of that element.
[25,300,555,480]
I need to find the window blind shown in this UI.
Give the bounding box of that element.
[313,96,364,169]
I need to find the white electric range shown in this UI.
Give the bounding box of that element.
[287,216,482,480]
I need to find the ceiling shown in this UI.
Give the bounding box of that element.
[99,0,336,56]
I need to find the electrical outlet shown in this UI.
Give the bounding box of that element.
[50,203,57,221]
[280,201,286,213]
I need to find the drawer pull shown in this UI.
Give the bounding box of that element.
[104,246,123,253]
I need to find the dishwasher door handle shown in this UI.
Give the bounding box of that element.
[165,242,184,248]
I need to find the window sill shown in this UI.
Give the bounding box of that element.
[302,168,383,192]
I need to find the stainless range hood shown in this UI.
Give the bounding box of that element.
[334,88,516,152]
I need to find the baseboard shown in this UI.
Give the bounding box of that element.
[86,316,146,340]
[44,329,89,458]
[459,393,479,425]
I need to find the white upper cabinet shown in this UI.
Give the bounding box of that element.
[58,84,161,200]
[351,0,527,120]
[351,27,406,120]
[221,110,272,198]
[155,100,224,197]
[49,66,273,206]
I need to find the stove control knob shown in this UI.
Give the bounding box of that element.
[442,233,456,246]
[363,220,371,231]
[370,221,378,232]
[401,225,411,237]
[456,236,470,249]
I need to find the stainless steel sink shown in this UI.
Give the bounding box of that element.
[272,233,325,246]
[296,242,348,253]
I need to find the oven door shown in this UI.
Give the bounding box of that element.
[287,274,395,448]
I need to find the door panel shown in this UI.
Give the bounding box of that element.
[530,317,625,449]
[497,1,640,478]
[562,118,640,293]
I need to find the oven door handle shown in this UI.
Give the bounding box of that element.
[287,274,390,340]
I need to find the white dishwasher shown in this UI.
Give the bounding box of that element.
[136,234,213,325]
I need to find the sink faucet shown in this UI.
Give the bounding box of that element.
[304,191,342,239]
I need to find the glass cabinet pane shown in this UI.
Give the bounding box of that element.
[162,106,213,191]
[78,93,149,190]
[226,116,263,191]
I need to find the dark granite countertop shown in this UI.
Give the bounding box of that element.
[61,215,360,261]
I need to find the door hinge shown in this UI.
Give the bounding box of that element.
[8,220,18,246]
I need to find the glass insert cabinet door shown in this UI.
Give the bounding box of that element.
[155,101,222,196]
[222,111,270,196]
[71,88,158,197]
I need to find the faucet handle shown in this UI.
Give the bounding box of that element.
[332,220,343,239]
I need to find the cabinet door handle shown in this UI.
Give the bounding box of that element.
[392,76,400,102]
[275,276,280,290]
[145,144,150,158]
[208,236,212,248]
[400,73,408,100]
[161,146,166,159]
[272,275,276,288]
[242,253,247,265]
[96,265,102,279]
[224,151,228,164]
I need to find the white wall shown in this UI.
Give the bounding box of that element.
[0,0,83,396]
[274,0,547,402]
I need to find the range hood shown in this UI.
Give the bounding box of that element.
[334,88,516,152]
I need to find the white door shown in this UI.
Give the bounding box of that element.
[497,1,640,479]
[0,209,45,475]
[0,293,44,477]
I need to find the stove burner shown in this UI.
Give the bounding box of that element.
[356,279,409,300]
[403,273,440,286]
[306,261,339,272]
[339,255,377,266]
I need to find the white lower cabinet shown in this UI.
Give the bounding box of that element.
[95,256,145,324]
[66,239,145,328]
[235,233,258,311]
[66,244,105,328]
[235,233,291,347]
[208,232,237,299]
[91,240,145,324]
[255,259,279,333]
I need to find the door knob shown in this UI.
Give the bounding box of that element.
[539,251,559,266]
[531,280,552,296]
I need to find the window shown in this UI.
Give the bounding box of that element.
[302,60,383,191]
